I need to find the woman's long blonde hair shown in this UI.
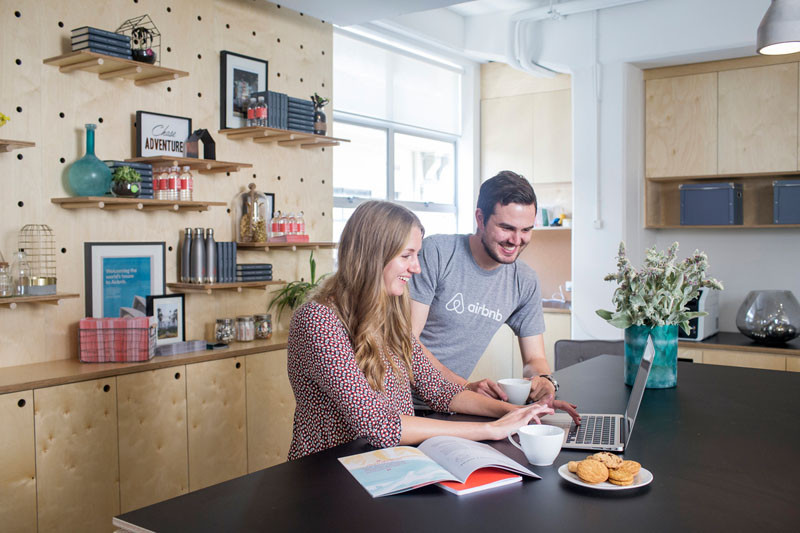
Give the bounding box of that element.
[314,201,424,392]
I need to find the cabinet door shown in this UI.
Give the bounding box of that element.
[787,356,800,372]
[117,367,188,513]
[645,72,717,178]
[246,350,295,471]
[532,89,572,183]
[481,94,534,181]
[678,347,703,363]
[34,378,119,533]
[542,312,572,371]
[719,63,798,173]
[702,349,786,371]
[0,391,36,533]
[186,357,247,491]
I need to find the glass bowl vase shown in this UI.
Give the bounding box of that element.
[736,290,800,345]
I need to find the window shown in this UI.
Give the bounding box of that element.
[332,30,463,240]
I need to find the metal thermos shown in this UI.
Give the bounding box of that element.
[191,227,205,283]
[205,228,216,283]
[181,228,192,283]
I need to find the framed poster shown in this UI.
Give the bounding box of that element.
[146,294,185,346]
[220,50,268,129]
[136,110,192,157]
[84,242,166,318]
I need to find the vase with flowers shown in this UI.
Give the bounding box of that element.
[596,242,723,388]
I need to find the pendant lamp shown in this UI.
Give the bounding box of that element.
[758,0,800,55]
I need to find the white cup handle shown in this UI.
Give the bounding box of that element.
[507,431,523,452]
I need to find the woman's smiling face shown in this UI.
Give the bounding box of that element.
[383,227,423,296]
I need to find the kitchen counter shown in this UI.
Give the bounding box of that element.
[679,331,800,356]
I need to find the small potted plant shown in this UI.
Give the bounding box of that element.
[268,251,329,319]
[110,166,142,197]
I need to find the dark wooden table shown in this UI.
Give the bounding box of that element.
[114,356,800,532]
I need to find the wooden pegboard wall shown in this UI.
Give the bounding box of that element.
[0,0,334,368]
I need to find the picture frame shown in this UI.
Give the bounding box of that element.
[84,242,166,318]
[136,110,192,158]
[146,294,185,346]
[220,50,268,129]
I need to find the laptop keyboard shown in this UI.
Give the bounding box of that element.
[566,415,616,446]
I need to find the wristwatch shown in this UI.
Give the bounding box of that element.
[539,374,559,392]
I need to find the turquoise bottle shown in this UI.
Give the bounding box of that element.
[68,123,111,196]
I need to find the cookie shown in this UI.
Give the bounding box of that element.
[576,459,609,484]
[617,460,641,476]
[591,452,623,469]
[608,468,635,483]
[567,461,580,473]
[608,476,634,486]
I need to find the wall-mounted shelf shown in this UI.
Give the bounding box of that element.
[51,197,226,212]
[0,293,79,310]
[237,241,337,252]
[167,281,284,295]
[0,139,36,153]
[43,51,189,85]
[219,127,349,149]
[126,156,253,174]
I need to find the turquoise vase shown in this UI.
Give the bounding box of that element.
[68,124,111,196]
[624,324,678,388]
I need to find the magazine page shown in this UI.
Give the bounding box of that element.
[417,436,539,482]
[338,446,458,498]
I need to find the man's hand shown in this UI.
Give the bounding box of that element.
[527,376,555,402]
[465,379,508,401]
[537,394,581,426]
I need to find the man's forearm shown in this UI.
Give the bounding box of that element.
[522,358,552,378]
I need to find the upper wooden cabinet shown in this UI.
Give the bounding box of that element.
[533,89,573,183]
[718,63,799,174]
[481,94,535,182]
[645,72,717,178]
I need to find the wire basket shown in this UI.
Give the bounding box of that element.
[79,317,157,363]
[116,14,161,66]
[18,224,56,294]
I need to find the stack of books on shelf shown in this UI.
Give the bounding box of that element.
[265,90,288,130]
[71,26,132,60]
[105,160,153,199]
[215,242,238,283]
[287,96,315,133]
[236,263,272,282]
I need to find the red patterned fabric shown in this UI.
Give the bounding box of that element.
[287,301,464,460]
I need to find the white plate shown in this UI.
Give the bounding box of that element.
[557,463,654,491]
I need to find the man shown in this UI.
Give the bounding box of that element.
[410,171,577,418]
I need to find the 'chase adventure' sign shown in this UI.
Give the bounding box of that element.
[136,111,192,158]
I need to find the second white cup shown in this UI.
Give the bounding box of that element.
[507,424,565,466]
[498,378,531,405]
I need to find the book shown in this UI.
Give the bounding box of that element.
[437,467,522,496]
[338,435,538,498]
[71,26,131,44]
[72,45,133,60]
[72,34,132,48]
[236,263,272,270]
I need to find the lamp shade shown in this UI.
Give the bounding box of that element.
[758,0,800,55]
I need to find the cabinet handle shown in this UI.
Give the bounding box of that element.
[174,372,181,380]
[235,362,241,369]
[18,398,26,408]
[103,384,111,392]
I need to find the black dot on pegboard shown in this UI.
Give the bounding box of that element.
[58,21,64,27]
[167,46,172,52]
[277,175,281,181]
[322,51,325,55]
[300,177,304,182]
[168,246,173,252]
[226,23,230,29]
[197,92,202,98]
[277,38,281,43]
[322,212,325,216]
[300,12,304,16]
[61,248,67,253]
[17,201,24,207]
[277,4,281,8]
[226,172,230,176]
[197,53,202,59]
[322,179,325,184]
[322,82,325,87]
[17,154,23,160]
[197,15,202,21]
[167,87,172,92]
[252,31,257,36]
[277,72,281,77]
[226,208,231,214]
[59,112,65,118]
[167,7,171,13]
[15,59,21,66]
[59,157,65,163]
[16,106,22,113]
[98,117,103,123]
[14,11,21,17]
[300,44,304,49]
[321,147,326,152]
[252,173,257,178]
[300,78,303,83]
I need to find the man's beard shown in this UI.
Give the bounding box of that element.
[480,234,526,265]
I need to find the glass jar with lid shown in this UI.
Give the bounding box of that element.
[10,250,31,296]
[214,318,235,344]
[254,313,272,339]
[0,260,11,298]
[233,183,271,243]
[236,315,255,342]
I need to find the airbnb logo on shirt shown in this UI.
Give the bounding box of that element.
[445,293,503,322]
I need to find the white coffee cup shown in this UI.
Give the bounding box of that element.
[507,424,565,466]
[498,378,531,405]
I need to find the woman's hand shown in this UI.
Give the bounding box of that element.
[484,402,554,441]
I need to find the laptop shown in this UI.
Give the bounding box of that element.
[541,337,655,452]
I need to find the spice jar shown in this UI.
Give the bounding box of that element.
[254,313,272,339]
[214,318,235,344]
[236,315,255,342]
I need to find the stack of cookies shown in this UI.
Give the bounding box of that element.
[567,452,641,486]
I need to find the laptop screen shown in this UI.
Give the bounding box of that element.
[623,337,655,445]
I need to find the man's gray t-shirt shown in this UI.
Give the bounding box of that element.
[408,234,545,379]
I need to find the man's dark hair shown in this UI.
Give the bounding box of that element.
[477,170,537,219]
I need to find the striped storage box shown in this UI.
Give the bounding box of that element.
[79,316,157,363]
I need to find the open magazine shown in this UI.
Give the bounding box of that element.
[338,435,539,498]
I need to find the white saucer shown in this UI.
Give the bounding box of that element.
[557,463,653,491]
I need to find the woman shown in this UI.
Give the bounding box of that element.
[287,201,554,460]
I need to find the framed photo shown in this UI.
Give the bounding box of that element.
[84,242,166,318]
[220,50,268,129]
[136,111,192,158]
[146,294,185,346]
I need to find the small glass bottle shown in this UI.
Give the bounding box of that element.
[236,316,255,342]
[0,260,12,298]
[297,211,306,236]
[278,212,288,236]
[10,250,31,296]
[254,313,272,339]
[214,318,235,344]
[270,210,283,238]
[256,96,267,126]
[246,97,257,127]
[286,212,297,235]
[179,166,193,201]
[168,166,181,201]
[157,166,170,200]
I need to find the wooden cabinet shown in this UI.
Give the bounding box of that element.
[34,378,119,533]
[117,367,189,513]
[246,350,295,471]
[718,63,798,174]
[645,72,717,178]
[541,312,571,371]
[186,357,247,491]
[469,325,515,383]
[532,89,572,183]
[677,347,703,363]
[481,94,535,181]
[702,348,786,371]
[0,390,36,533]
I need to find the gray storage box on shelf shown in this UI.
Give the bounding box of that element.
[679,182,743,225]
[773,180,800,224]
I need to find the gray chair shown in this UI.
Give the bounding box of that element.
[553,339,624,370]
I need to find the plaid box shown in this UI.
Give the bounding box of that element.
[79,316,157,363]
